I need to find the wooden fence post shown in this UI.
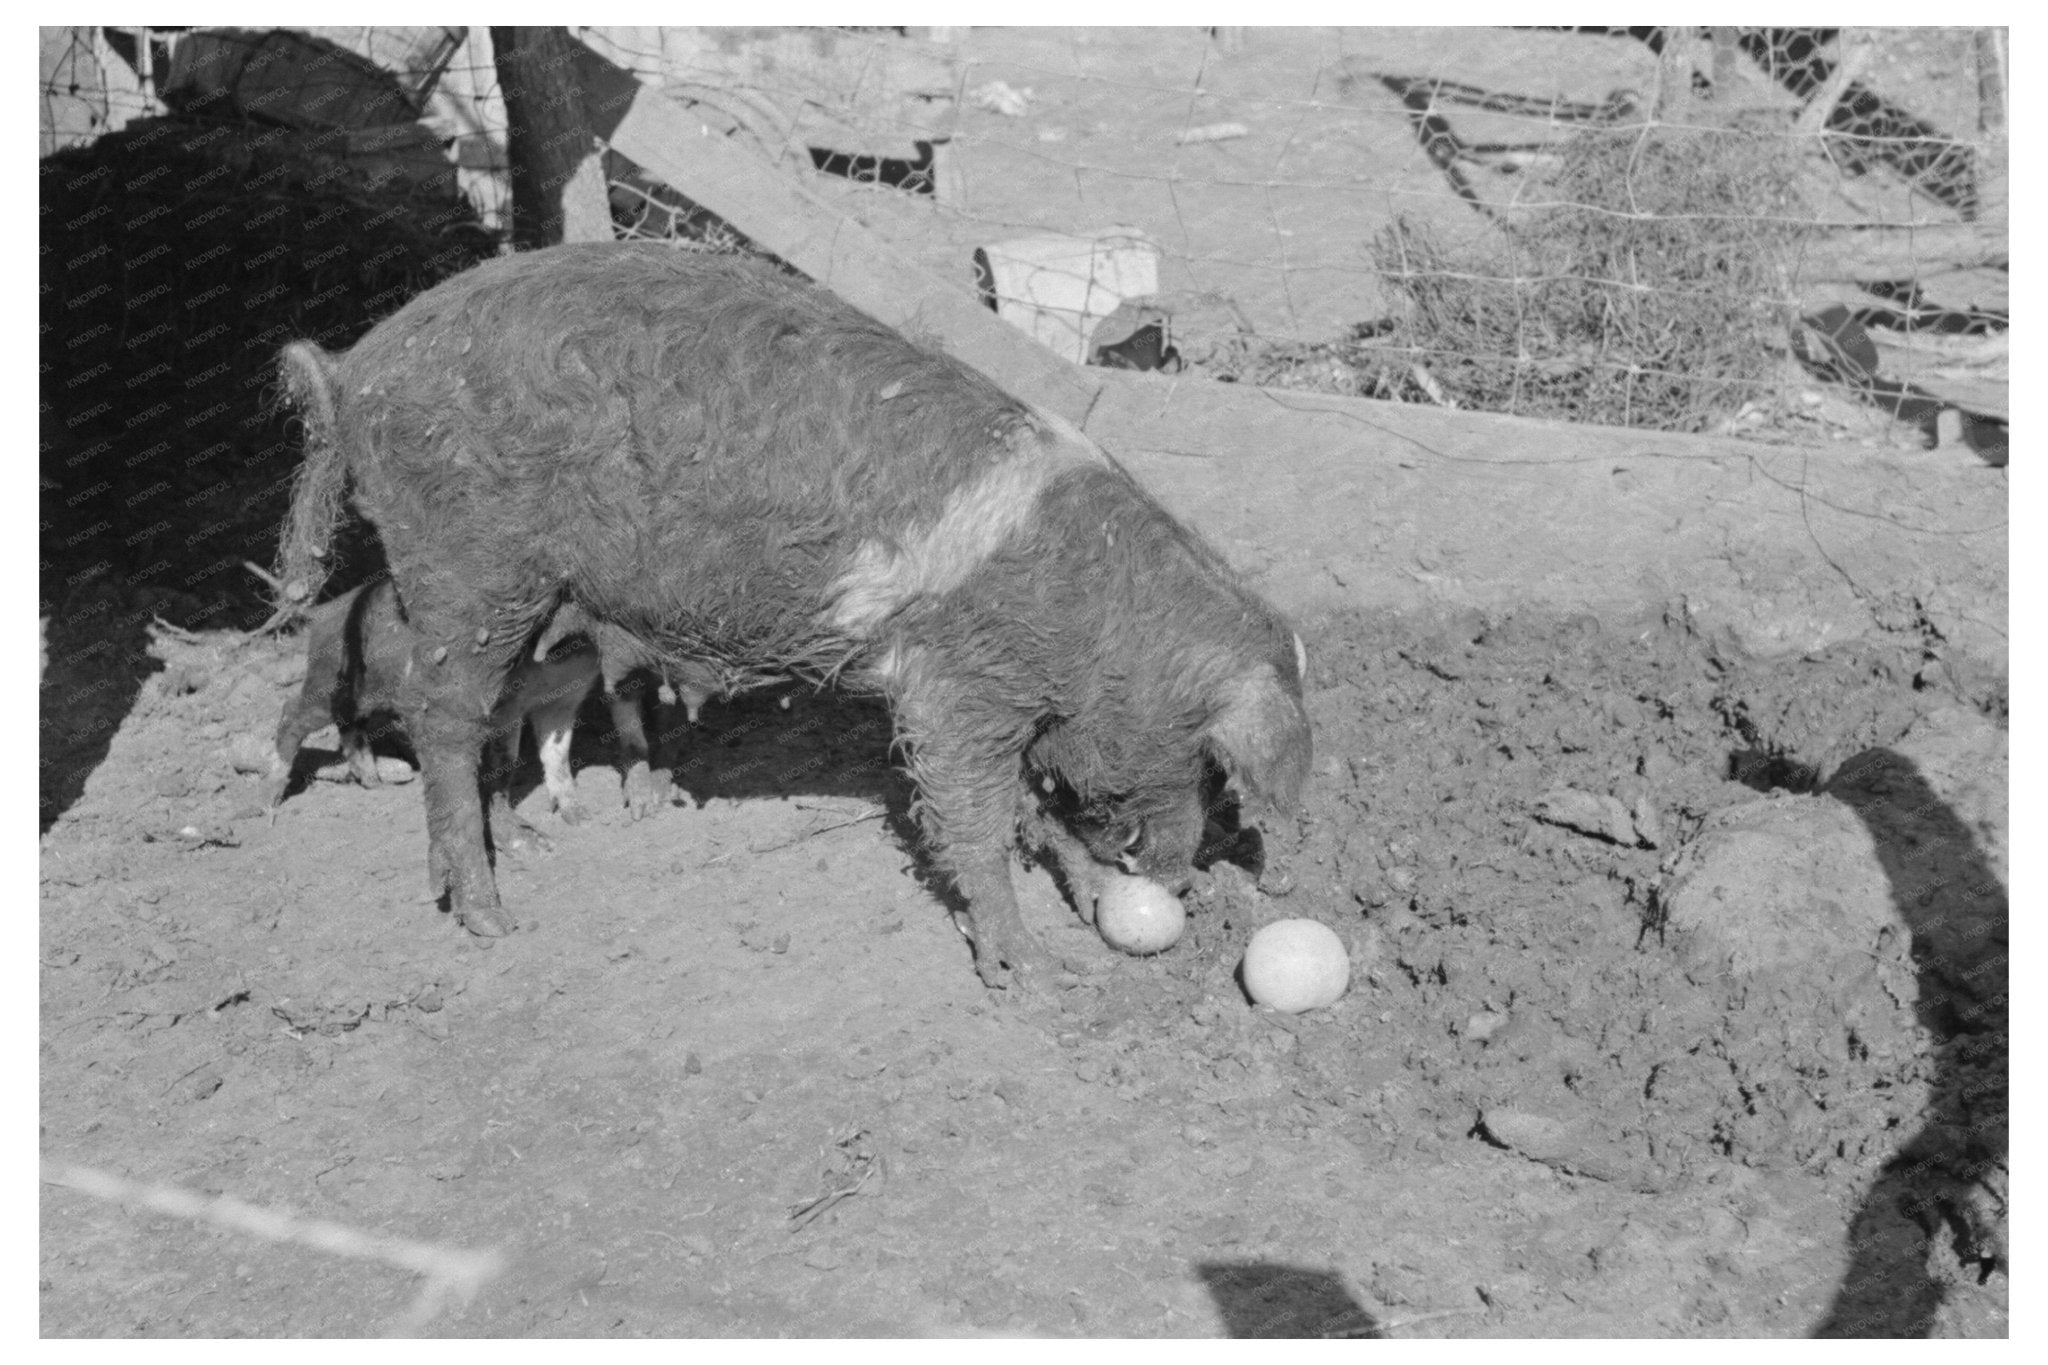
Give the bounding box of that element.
[492,26,612,247]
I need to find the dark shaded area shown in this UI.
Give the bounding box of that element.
[1790,308,2009,465]
[1376,75,1488,215]
[493,25,603,250]
[1811,749,2008,1336]
[1371,73,1632,126]
[1854,279,2006,337]
[40,123,490,620]
[1091,322,1182,373]
[1727,747,1822,794]
[808,139,937,194]
[39,116,495,829]
[1195,1261,1381,1338]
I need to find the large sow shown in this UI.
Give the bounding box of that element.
[276,242,1310,987]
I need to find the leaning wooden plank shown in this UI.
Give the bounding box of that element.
[570,35,1099,424]
[1800,220,2007,284]
[1080,369,2006,671]
[1869,333,2009,420]
[584,25,959,155]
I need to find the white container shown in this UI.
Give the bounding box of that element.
[972,228,1160,365]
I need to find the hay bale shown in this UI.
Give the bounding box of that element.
[1367,121,1809,430]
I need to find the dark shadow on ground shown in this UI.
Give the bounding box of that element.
[39,591,163,833]
[1195,1260,1381,1338]
[1811,747,2008,1336]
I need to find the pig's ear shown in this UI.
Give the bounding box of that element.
[1201,664,1312,813]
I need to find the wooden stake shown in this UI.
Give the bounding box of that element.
[1975,28,2007,133]
[493,26,613,247]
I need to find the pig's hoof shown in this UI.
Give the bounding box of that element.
[496,822,552,856]
[970,931,1053,990]
[460,902,516,937]
[554,797,588,826]
[622,766,669,819]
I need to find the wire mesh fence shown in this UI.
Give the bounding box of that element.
[42,24,2008,446]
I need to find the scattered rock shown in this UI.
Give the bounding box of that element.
[1533,786,1645,846]
[968,80,1031,116]
[1478,1105,1662,1191]
[227,733,274,776]
[1176,121,1250,144]
[1464,1010,1507,1042]
[1658,795,1898,977]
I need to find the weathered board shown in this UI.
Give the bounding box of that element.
[562,31,2004,675]
[579,26,958,160]
[569,35,1100,425]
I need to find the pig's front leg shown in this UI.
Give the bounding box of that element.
[1030,814,1120,927]
[943,841,1052,989]
[889,670,1051,988]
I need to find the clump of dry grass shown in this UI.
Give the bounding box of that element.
[1369,122,1811,431]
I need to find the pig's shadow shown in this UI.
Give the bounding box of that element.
[653,683,902,809]
[638,682,968,923]
[520,680,942,893]
[527,682,1270,939]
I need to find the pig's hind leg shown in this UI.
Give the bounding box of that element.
[401,599,535,938]
[264,692,331,808]
[590,621,668,819]
[340,721,385,789]
[604,673,666,819]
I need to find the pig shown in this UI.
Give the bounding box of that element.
[274,241,1311,988]
[265,577,660,838]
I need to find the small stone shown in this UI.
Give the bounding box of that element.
[228,736,274,777]
[1936,407,1966,447]
[1465,1010,1508,1042]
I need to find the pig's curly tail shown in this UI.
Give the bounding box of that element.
[272,341,348,622]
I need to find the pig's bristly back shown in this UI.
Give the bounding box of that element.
[333,246,1052,672]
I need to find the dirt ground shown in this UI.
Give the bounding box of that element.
[38,594,2006,1338]
[39,24,2006,1341]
